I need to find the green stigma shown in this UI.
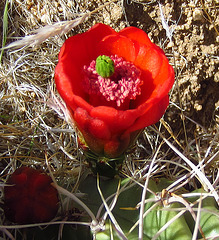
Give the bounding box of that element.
[95,55,115,78]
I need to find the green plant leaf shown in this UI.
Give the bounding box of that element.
[143,202,192,240]
[184,189,219,239]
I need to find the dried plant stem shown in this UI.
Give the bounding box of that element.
[96,174,128,240]
[3,0,119,50]
[150,126,219,205]
[139,143,162,240]
[98,180,121,221]
[0,227,15,240]
[0,0,9,62]
[0,221,91,230]
[201,0,219,35]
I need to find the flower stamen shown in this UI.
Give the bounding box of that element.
[83,55,142,107]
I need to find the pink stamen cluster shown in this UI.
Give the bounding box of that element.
[83,55,142,107]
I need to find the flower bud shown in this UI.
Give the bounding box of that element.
[4,166,59,224]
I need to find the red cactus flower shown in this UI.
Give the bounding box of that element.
[55,23,174,158]
[4,166,59,224]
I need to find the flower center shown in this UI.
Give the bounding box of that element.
[83,55,142,107]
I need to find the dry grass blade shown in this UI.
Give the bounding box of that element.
[0,221,91,229]
[97,179,121,221]
[139,143,162,240]
[3,13,89,50]
[2,0,119,50]
[150,126,219,205]
[0,0,9,62]
[158,2,174,43]
[0,228,15,240]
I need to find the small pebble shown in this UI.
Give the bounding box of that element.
[167,41,174,48]
[193,9,203,21]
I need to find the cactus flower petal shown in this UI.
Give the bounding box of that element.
[55,23,174,158]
